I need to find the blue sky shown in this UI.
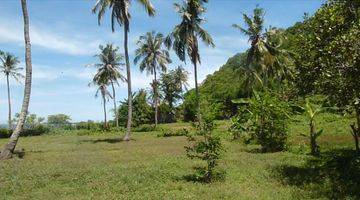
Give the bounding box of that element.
[0,0,324,123]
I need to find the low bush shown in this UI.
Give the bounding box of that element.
[0,125,50,138]
[133,124,156,132]
[157,128,189,137]
[0,129,11,138]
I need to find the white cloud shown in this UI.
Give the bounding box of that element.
[0,20,102,56]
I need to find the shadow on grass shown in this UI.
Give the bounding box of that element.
[177,166,226,184]
[274,149,360,199]
[80,138,135,144]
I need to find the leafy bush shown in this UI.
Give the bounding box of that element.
[21,125,50,137]
[232,91,290,152]
[133,124,156,132]
[76,121,102,131]
[185,118,223,183]
[157,128,189,137]
[0,125,50,138]
[229,106,252,142]
[0,129,11,138]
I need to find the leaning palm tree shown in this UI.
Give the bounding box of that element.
[93,0,155,141]
[0,51,23,130]
[134,31,171,127]
[0,0,32,160]
[93,44,125,128]
[95,83,113,129]
[165,0,214,121]
[233,8,287,88]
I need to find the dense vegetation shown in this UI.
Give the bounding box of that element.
[1,0,360,198]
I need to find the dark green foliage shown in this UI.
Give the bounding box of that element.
[47,114,71,128]
[229,106,252,142]
[250,91,290,152]
[75,120,103,131]
[118,89,153,127]
[0,129,11,138]
[157,128,189,137]
[133,124,156,132]
[0,125,50,138]
[231,91,290,152]
[185,117,223,183]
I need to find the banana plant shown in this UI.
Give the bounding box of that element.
[301,98,329,156]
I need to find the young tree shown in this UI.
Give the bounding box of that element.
[134,31,171,127]
[165,0,214,121]
[302,98,329,155]
[0,0,32,160]
[96,84,112,129]
[92,44,125,128]
[0,51,23,130]
[93,0,155,141]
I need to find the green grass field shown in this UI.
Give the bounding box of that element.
[1,113,359,200]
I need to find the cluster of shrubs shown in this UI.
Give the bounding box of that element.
[229,91,290,152]
[0,125,50,138]
[157,128,189,137]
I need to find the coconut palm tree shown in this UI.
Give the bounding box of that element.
[93,44,125,128]
[134,31,171,127]
[165,0,214,121]
[232,7,285,89]
[0,51,23,130]
[0,0,32,160]
[93,0,155,141]
[95,83,113,129]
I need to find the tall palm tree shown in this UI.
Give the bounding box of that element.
[165,0,214,121]
[232,7,283,89]
[95,83,113,129]
[93,44,125,128]
[93,0,155,141]
[134,31,171,127]
[0,51,23,130]
[0,0,32,160]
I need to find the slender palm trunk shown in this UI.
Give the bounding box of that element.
[6,74,12,130]
[103,94,108,129]
[123,26,132,141]
[0,0,32,160]
[153,69,158,127]
[111,81,118,127]
[193,61,201,122]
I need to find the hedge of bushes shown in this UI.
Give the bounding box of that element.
[0,125,50,138]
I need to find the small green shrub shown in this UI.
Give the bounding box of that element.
[185,118,223,183]
[157,128,189,137]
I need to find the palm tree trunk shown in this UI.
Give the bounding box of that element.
[111,81,118,127]
[154,69,158,127]
[123,25,132,141]
[6,74,12,131]
[193,61,201,122]
[0,0,32,160]
[103,94,108,129]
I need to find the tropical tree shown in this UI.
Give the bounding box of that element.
[0,0,32,160]
[232,7,291,92]
[93,44,125,128]
[0,51,23,130]
[160,66,189,122]
[165,0,214,121]
[134,31,171,127]
[93,0,155,141]
[95,83,113,129]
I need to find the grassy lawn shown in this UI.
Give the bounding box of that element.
[0,113,359,199]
